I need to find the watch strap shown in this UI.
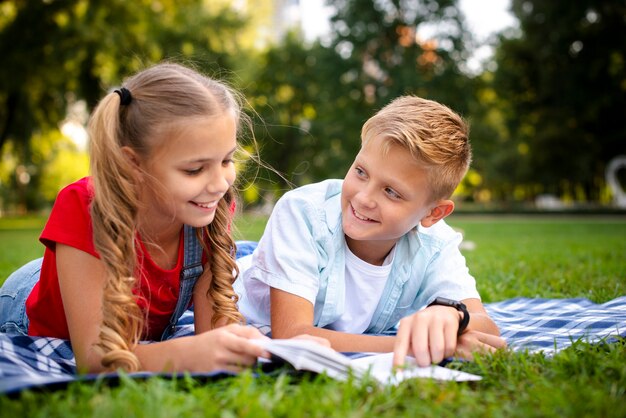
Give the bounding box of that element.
[427,296,470,336]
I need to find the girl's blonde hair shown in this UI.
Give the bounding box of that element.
[361,96,471,202]
[88,63,245,371]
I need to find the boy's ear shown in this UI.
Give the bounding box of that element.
[420,199,455,228]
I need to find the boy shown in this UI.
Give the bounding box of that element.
[235,96,505,367]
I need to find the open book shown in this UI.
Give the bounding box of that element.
[252,339,481,385]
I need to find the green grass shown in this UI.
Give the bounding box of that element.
[448,216,626,303]
[0,215,46,282]
[1,214,625,417]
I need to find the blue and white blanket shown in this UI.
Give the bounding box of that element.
[1,296,625,394]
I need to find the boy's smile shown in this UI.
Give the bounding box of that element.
[341,136,438,264]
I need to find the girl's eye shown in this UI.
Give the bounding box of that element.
[222,159,234,167]
[385,187,401,199]
[184,168,203,175]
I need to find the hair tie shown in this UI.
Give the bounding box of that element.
[114,87,132,106]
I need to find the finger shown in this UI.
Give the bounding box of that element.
[221,331,269,359]
[393,317,413,367]
[476,332,508,349]
[428,321,445,365]
[455,340,497,361]
[411,317,431,367]
[219,325,272,357]
[216,352,259,370]
[442,319,459,360]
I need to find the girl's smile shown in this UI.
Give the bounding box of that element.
[138,113,238,238]
[190,200,219,211]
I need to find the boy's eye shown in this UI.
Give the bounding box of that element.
[355,167,366,177]
[385,187,401,199]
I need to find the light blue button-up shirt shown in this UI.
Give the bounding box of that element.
[234,179,480,334]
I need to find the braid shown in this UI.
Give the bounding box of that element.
[200,188,244,326]
[89,94,143,371]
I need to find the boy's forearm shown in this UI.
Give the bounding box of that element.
[274,323,396,352]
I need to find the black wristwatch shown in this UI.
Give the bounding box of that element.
[427,297,470,336]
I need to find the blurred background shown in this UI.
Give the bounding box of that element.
[0,0,625,215]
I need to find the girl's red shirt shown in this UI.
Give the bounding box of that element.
[25,177,233,340]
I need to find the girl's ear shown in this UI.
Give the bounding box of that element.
[121,146,144,179]
[420,199,455,227]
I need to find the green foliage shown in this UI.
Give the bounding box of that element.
[243,0,482,199]
[1,0,625,211]
[38,134,89,202]
[244,33,362,194]
[492,0,626,200]
[0,0,247,211]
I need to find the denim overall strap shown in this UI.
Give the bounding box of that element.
[161,225,204,340]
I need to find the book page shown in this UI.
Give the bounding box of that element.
[252,338,368,380]
[350,353,482,384]
[253,339,481,384]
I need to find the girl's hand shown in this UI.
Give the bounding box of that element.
[190,324,271,373]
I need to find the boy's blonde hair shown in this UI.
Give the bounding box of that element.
[361,96,471,201]
[88,62,244,372]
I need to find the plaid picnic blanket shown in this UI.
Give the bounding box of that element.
[1,296,625,394]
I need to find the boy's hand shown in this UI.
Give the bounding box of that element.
[392,307,507,367]
[393,305,462,367]
[455,329,507,360]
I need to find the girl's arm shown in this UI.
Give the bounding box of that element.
[56,244,108,372]
[270,287,395,352]
[192,269,226,332]
[56,244,268,373]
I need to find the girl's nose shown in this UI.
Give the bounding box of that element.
[207,166,235,195]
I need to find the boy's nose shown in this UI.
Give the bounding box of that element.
[355,189,376,209]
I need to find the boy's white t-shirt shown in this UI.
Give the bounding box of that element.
[328,245,396,333]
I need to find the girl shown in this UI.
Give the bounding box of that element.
[0,63,271,374]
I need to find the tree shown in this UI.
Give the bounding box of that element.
[0,0,246,210]
[244,0,480,200]
[493,0,626,201]
[243,31,365,197]
[328,0,476,114]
